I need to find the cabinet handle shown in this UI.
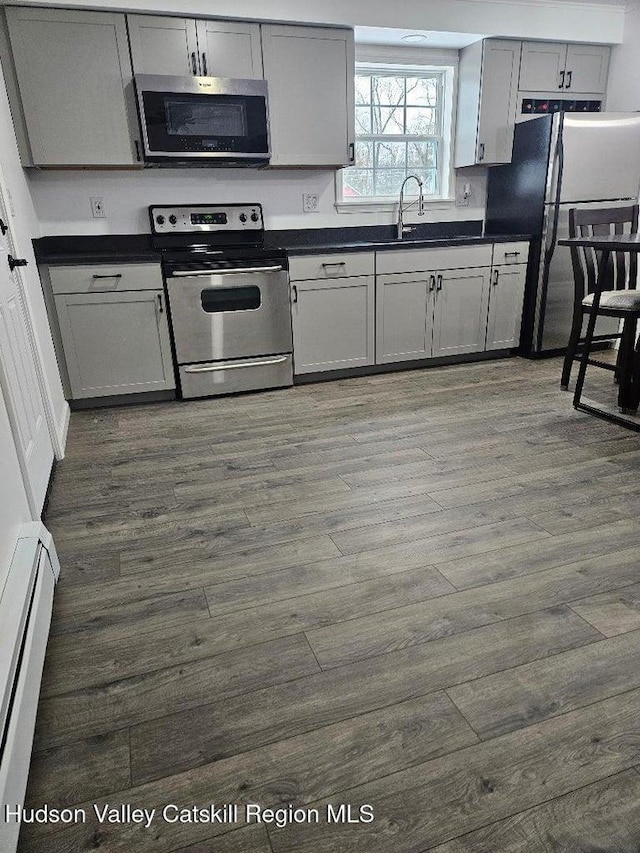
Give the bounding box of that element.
[559,70,565,89]
[292,284,298,303]
[478,142,485,162]
[436,274,443,291]
[0,217,7,237]
[348,142,355,163]
[134,140,142,162]
[565,70,572,89]
[428,275,436,292]
[503,251,520,257]
[157,293,164,313]
[493,269,500,286]
[92,273,122,280]
[201,52,208,76]
[191,52,198,75]
[7,255,28,272]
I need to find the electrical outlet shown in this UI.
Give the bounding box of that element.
[456,181,472,207]
[302,193,320,213]
[90,196,106,219]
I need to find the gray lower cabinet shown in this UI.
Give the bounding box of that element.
[50,264,175,399]
[485,264,527,350]
[6,7,139,166]
[291,276,375,374]
[431,268,491,357]
[376,266,491,363]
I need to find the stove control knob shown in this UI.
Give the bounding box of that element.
[239,213,247,223]
[168,215,177,225]
[155,215,165,225]
[250,211,259,223]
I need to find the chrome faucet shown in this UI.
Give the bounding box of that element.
[397,175,425,239]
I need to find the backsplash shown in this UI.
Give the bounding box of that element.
[26,167,487,236]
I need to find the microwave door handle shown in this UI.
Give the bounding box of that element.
[171,266,284,277]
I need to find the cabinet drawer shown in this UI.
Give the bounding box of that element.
[492,242,530,266]
[288,252,374,281]
[376,244,492,275]
[49,263,163,294]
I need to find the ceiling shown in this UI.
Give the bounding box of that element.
[354,27,486,49]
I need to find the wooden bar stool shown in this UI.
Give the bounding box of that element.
[561,204,639,391]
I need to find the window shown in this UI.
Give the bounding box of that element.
[339,63,454,206]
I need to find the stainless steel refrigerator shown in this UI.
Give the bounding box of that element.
[485,112,640,355]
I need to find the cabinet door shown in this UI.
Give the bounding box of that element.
[476,40,522,164]
[262,25,355,167]
[519,41,568,91]
[127,15,198,76]
[55,290,175,398]
[485,265,526,350]
[292,276,374,374]
[432,267,491,357]
[564,44,610,94]
[376,274,434,364]
[195,20,263,78]
[6,7,137,166]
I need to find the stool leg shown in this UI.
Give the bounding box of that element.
[561,306,584,390]
[573,251,610,411]
[617,318,635,411]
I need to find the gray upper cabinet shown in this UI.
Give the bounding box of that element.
[455,39,522,167]
[195,20,263,78]
[519,41,610,94]
[6,7,139,166]
[127,15,263,78]
[262,24,355,167]
[127,15,198,76]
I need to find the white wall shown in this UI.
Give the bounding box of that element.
[0,385,31,581]
[0,64,69,451]
[606,3,640,110]
[4,0,626,44]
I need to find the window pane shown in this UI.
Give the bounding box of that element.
[407,141,438,169]
[371,75,405,107]
[374,169,407,196]
[417,170,438,195]
[375,141,407,169]
[371,106,404,135]
[355,140,373,168]
[405,107,439,135]
[355,106,371,134]
[355,75,371,105]
[343,169,373,197]
[406,77,439,107]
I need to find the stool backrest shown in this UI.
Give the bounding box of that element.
[568,204,639,298]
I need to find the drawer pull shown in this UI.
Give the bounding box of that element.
[92,273,122,279]
[321,261,347,268]
[503,251,521,257]
[184,356,288,373]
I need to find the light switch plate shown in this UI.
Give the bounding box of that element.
[302,193,320,213]
[90,196,106,219]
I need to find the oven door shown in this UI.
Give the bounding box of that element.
[135,75,270,162]
[166,266,292,364]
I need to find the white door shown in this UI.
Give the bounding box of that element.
[485,265,527,350]
[476,40,521,164]
[564,44,610,94]
[376,273,434,364]
[0,213,54,515]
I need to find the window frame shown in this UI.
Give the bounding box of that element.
[336,48,458,213]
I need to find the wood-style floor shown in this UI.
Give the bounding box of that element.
[20,356,640,852]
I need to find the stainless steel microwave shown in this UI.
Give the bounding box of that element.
[134,75,270,165]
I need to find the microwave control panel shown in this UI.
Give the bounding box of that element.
[150,204,263,234]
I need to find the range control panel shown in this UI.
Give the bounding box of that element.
[149,204,264,234]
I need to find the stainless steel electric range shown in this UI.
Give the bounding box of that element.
[150,203,293,399]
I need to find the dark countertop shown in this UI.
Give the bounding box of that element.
[34,222,531,265]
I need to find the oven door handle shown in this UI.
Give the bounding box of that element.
[170,266,284,277]
[184,356,289,373]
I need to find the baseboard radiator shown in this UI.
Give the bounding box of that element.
[0,525,59,853]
